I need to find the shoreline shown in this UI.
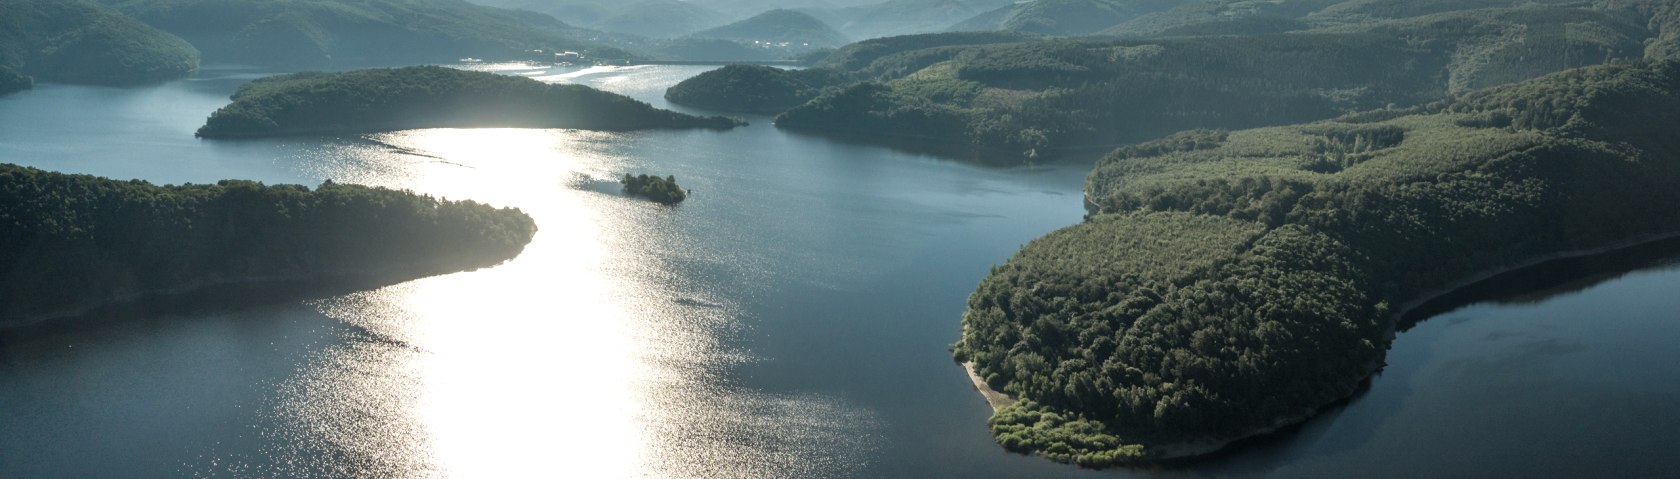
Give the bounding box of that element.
[959,229,1680,463]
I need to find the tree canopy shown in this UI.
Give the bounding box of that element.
[0,163,538,322]
[957,59,1680,465]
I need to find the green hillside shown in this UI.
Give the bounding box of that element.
[97,0,629,69]
[771,3,1654,164]
[0,163,537,322]
[956,59,1680,466]
[0,0,198,85]
[951,0,1179,36]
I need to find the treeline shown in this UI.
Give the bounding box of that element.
[197,66,744,138]
[664,65,851,113]
[0,163,538,322]
[955,59,1680,465]
[0,0,198,85]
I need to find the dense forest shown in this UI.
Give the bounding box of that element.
[954,59,1680,465]
[197,66,744,138]
[0,66,30,95]
[664,65,851,113]
[659,1,1676,165]
[0,0,198,84]
[95,0,630,69]
[620,174,687,204]
[0,163,537,322]
[661,31,1039,113]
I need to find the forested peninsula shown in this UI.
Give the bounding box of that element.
[954,59,1680,466]
[196,66,744,138]
[670,1,1678,164]
[0,164,537,325]
[0,0,198,85]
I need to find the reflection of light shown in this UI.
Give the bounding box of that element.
[301,127,660,477]
[284,126,879,477]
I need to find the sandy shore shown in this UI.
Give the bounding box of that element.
[962,361,1016,412]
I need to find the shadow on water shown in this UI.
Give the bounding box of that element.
[1125,235,1680,475]
[0,271,440,343]
[1397,235,1680,330]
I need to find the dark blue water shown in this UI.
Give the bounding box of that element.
[1,64,1676,478]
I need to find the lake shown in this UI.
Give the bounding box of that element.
[1,64,1676,478]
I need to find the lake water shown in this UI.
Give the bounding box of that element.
[1,64,1676,478]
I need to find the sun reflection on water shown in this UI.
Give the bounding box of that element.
[265,127,877,478]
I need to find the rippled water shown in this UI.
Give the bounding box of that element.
[1,64,1677,478]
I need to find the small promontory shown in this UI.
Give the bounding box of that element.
[196,66,745,138]
[0,163,538,324]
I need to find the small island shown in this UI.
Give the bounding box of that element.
[957,59,1680,466]
[621,174,687,205]
[196,66,745,139]
[0,163,538,324]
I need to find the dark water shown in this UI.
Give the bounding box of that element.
[1,64,1676,478]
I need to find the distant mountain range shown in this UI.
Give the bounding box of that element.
[690,9,850,49]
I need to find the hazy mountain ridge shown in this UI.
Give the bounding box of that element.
[0,0,199,84]
[96,0,630,69]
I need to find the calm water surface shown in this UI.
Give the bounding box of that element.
[0,64,1676,478]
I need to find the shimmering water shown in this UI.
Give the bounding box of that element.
[1,64,1676,478]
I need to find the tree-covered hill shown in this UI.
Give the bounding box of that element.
[950,0,1180,36]
[689,9,851,49]
[0,163,537,323]
[196,66,743,138]
[832,0,1015,41]
[956,59,1680,466]
[664,65,851,113]
[95,0,630,69]
[0,0,198,85]
[660,31,1040,114]
[767,3,1657,164]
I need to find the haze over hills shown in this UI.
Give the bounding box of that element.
[689,9,851,50]
[951,0,1179,36]
[95,0,629,69]
[0,0,198,85]
[831,0,1018,40]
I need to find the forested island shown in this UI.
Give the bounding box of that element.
[621,174,687,205]
[196,66,744,138]
[0,0,199,85]
[954,59,1680,466]
[0,163,537,324]
[667,1,1677,164]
